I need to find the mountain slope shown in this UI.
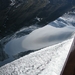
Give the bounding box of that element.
[50,11,75,27]
[0,38,73,75]
[0,0,75,39]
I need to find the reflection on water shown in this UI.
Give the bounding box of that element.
[4,36,27,55]
[4,25,75,55]
[4,25,75,53]
[22,25,75,50]
[0,25,75,67]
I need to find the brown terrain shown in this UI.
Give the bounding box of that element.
[62,37,75,75]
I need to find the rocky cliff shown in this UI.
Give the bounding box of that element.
[0,43,8,61]
[0,0,75,39]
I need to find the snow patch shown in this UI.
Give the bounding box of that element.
[0,38,73,75]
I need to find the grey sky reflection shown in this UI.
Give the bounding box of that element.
[22,25,75,50]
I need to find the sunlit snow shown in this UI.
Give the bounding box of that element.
[0,38,73,75]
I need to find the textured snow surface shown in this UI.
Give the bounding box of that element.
[0,38,73,75]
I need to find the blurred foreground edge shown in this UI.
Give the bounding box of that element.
[61,37,75,75]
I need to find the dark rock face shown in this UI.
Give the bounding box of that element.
[0,0,11,10]
[0,0,75,39]
[0,43,8,61]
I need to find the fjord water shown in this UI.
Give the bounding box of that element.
[4,13,75,54]
[0,13,75,67]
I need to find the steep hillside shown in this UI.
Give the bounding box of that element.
[0,0,75,39]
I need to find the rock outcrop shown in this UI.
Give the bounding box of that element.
[0,0,75,39]
[0,43,8,61]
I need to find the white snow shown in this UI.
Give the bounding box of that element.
[0,38,73,75]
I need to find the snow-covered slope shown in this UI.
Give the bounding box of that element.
[0,38,73,75]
